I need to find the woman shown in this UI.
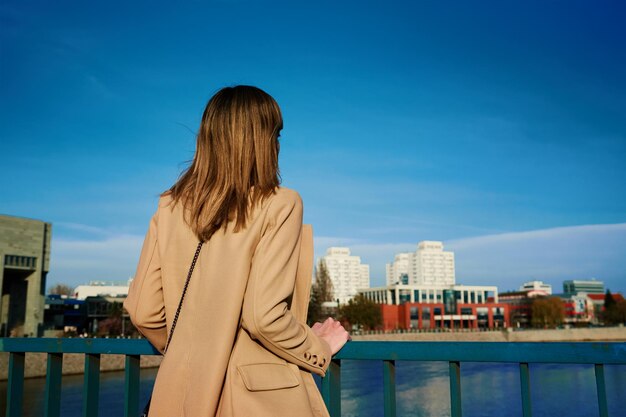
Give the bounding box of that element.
[124,85,350,417]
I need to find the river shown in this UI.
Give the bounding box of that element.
[1,362,625,416]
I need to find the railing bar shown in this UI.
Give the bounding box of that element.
[6,352,25,417]
[321,359,341,417]
[44,352,63,417]
[519,362,532,417]
[383,360,396,417]
[83,353,101,417]
[594,364,608,417]
[124,354,141,417]
[2,339,626,364]
[449,361,462,417]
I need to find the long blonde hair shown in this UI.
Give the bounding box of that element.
[164,86,282,241]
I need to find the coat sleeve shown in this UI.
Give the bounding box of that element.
[123,208,167,354]
[241,191,333,376]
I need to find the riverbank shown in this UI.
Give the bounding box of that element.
[2,327,624,381]
[352,326,626,342]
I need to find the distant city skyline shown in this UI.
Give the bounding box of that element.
[2,2,625,293]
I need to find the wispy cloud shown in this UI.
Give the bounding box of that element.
[55,222,112,236]
[447,223,626,291]
[315,223,626,292]
[48,223,626,295]
[49,233,144,287]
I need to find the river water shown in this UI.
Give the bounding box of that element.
[1,362,625,417]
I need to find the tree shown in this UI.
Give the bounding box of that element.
[48,283,74,296]
[609,301,626,325]
[603,290,626,325]
[307,260,334,326]
[339,294,382,331]
[531,297,565,328]
[604,290,616,311]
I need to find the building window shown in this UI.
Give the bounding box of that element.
[4,255,37,269]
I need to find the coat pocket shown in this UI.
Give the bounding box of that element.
[237,363,300,391]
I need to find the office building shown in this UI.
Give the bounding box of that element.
[73,280,131,300]
[519,280,552,295]
[563,279,604,296]
[360,283,506,330]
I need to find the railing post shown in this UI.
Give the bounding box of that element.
[322,359,341,417]
[594,364,608,417]
[124,354,141,417]
[383,360,396,417]
[6,352,25,417]
[449,361,462,417]
[44,352,63,417]
[83,353,101,417]
[519,362,532,417]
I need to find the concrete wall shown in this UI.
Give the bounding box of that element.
[0,351,162,381]
[0,215,52,337]
[353,326,626,342]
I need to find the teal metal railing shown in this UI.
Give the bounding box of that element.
[1,338,625,417]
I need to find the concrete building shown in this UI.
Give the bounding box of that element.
[386,253,410,285]
[519,280,552,295]
[321,247,370,304]
[0,214,52,337]
[386,241,455,286]
[359,284,505,330]
[563,279,605,296]
[73,280,131,300]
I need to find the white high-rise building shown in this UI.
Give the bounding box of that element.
[321,247,370,304]
[386,253,410,285]
[386,241,455,286]
[410,241,455,285]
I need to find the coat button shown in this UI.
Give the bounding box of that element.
[319,358,326,367]
[304,352,311,360]
[311,354,318,365]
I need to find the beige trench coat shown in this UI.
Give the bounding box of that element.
[124,187,331,417]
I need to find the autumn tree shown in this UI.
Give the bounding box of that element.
[339,294,382,331]
[307,260,334,326]
[48,283,74,296]
[531,297,565,328]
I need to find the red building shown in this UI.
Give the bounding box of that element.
[380,302,509,331]
[361,284,509,331]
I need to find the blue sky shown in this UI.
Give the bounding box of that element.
[1,1,625,293]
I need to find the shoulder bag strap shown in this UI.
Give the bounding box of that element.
[163,241,203,355]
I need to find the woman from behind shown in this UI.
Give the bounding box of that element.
[124,85,350,417]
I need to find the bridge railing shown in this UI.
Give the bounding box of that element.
[1,338,624,417]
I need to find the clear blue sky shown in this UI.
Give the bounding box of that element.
[1,1,625,292]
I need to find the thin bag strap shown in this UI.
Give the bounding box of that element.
[163,241,203,355]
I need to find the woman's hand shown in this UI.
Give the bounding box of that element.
[311,317,350,355]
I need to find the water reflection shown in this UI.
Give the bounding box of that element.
[1,363,624,417]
